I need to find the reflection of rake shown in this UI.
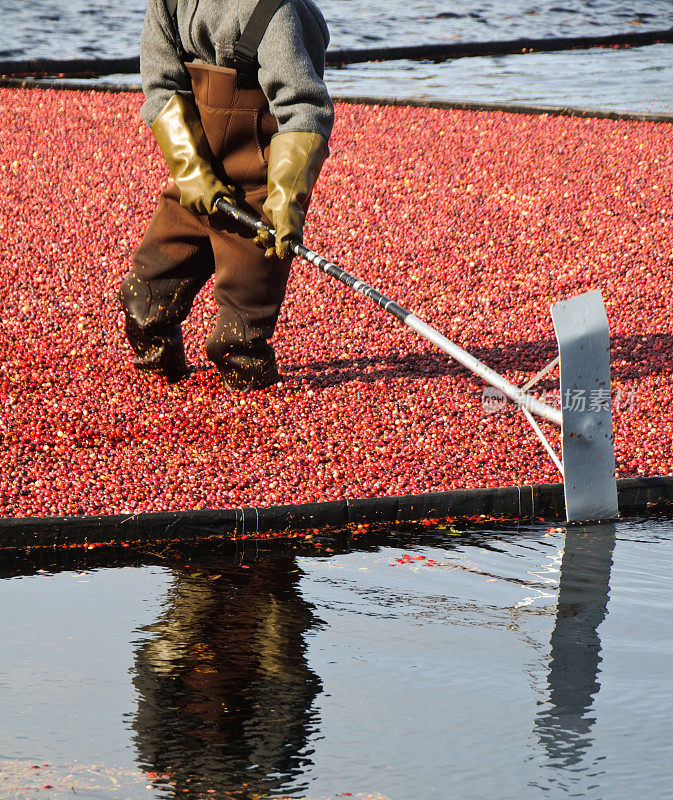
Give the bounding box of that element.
[217,199,618,523]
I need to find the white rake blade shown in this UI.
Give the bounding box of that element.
[552,291,618,522]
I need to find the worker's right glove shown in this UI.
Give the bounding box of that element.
[256,131,328,260]
[151,93,237,215]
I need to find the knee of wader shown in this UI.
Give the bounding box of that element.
[119,272,193,334]
[119,273,154,331]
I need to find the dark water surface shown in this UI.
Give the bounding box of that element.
[1,519,672,799]
[3,1,673,112]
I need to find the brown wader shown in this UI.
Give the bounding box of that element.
[119,62,293,388]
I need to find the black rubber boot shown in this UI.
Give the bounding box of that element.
[127,320,189,383]
[119,273,192,383]
[205,306,280,390]
[206,339,280,391]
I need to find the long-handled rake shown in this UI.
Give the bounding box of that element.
[216,198,618,523]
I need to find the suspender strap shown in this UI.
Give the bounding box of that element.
[165,0,283,85]
[165,0,188,61]
[234,0,286,87]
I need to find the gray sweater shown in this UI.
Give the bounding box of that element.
[140,0,334,140]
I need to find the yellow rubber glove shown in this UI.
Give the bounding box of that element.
[151,94,237,214]
[256,131,328,259]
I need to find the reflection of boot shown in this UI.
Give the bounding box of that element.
[132,558,321,797]
[119,272,192,383]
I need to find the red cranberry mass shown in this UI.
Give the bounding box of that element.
[0,89,670,517]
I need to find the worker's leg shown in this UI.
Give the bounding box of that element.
[119,185,214,381]
[206,197,292,390]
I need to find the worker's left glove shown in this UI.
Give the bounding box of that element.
[256,131,328,260]
[151,93,238,215]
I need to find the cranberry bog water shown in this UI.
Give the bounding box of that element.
[1,518,673,799]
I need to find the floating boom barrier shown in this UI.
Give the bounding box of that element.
[216,200,618,523]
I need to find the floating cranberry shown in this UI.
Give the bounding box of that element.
[0,89,670,518]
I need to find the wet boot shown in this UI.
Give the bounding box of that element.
[119,272,193,383]
[126,320,189,383]
[206,336,279,391]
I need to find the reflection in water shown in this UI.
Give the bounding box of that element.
[130,557,321,799]
[535,523,616,773]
